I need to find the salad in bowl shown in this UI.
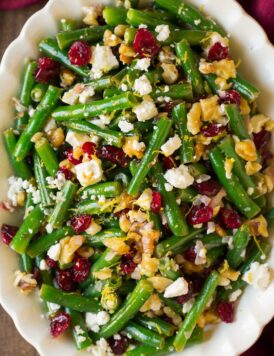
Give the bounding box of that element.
[1,0,274,355]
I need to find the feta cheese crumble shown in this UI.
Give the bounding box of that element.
[242,262,271,290]
[194,240,207,265]
[164,164,194,189]
[164,277,189,298]
[133,98,158,121]
[90,45,119,79]
[133,75,152,96]
[75,158,103,187]
[118,119,134,133]
[135,58,151,71]
[85,311,110,333]
[155,25,170,42]
[161,134,182,156]
[47,243,61,261]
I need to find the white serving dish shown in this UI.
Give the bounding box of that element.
[0,0,273,355]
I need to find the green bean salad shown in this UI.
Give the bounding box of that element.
[1,0,274,354]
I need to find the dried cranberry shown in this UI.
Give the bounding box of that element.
[187,204,213,225]
[201,124,226,137]
[217,301,234,323]
[97,145,129,168]
[82,142,96,158]
[261,147,273,164]
[35,57,60,84]
[0,224,18,245]
[68,41,91,66]
[162,315,174,325]
[56,269,76,292]
[72,255,91,283]
[58,167,73,181]
[108,335,129,355]
[133,28,160,58]
[162,156,176,170]
[207,42,229,61]
[65,148,83,165]
[163,223,172,237]
[151,191,162,213]
[184,246,197,263]
[164,101,176,117]
[120,249,137,275]
[46,256,58,269]
[253,129,271,150]
[219,208,241,229]
[50,311,71,337]
[193,179,221,197]
[71,214,92,234]
[219,90,241,106]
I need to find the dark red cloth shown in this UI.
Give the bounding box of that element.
[0,0,42,10]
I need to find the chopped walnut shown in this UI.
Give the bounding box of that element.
[82,5,102,26]
[161,63,179,84]
[199,59,236,80]
[197,309,220,328]
[187,102,202,135]
[200,95,222,121]
[103,237,130,254]
[114,24,128,38]
[60,68,76,87]
[77,245,94,259]
[247,214,269,238]
[235,139,257,161]
[122,136,146,159]
[224,157,235,179]
[103,29,122,47]
[48,127,65,148]
[250,114,274,133]
[245,161,262,176]
[147,276,173,292]
[93,268,112,280]
[59,235,86,264]
[31,131,44,143]
[14,270,37,295]
[119,43,136,64]
[240,97,251,116]
[140,253,159,277]
[140,293,163,312]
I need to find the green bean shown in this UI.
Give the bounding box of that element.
[218,242,271,301]
[124,321,165,349]
[79,181,122,199]
[126,8,174,29]
[266,207,274,228]
[10,205,45,255]
[227,224,250,269]
[19,253,33,273]
[112,67,128,85]
[135,314,176,336]
[155,0,225,35]
[176,39,205,97]
[3,129,32,180]
[20,60,37,107]
[103,214,120,229]
[56,25,111,49]
[31,83,48,102]
[176,187,197,203]
[224,104,250,140]
[103,88,123,98]
[39,38,89,77]
[81,248,121,289]
[86,76,113,92]
[84,281,106,298]
[218,136,259,197]
[152,162,189,237]
[65,308,93,350]
[173,103,195,163]
[48,181,78,228]
[203,73,219,94]
[35,137,59,177]
[209,147,260,218]
[98,280,154,338]
[62,120,124,148]
[33,153,53,207]
[144,9,177,22]
[15,112,29,133]
[125,28,207,46]
[126,327,203,356]
[27,227,73,258]
[52,93,137,121]
[127,117,172,196]
[229,74,260,103]
[76,199,113,215]
[40,284,101,312]
[103,7,127,25]
[206,245,226,267]
[158,294,184,315]
[156,228,204,257]
[149,211,162,232]
[188,162,208,177]
[59,18,78,32]
[85,228,126,248]
[159,257,181,281]
[114,172,131,188]
[151,83,193,102]
[14,85,62,161]
[173,271,219,351]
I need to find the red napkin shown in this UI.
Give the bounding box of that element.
[0,0,43,10]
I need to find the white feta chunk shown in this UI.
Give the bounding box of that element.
[90,45,119,78]
[194,240,207,265]
[85,220,102,236]
[161,134,181,157]
[164,164,194,189]
[66,130,92,148]
[164,277,189,298]
[135,58,151,71]
[133,98,158,122]
[242,262,271,290]
[155,25,170,42]
[133,75,152,96]
[134,188,153,210]
[47,243,61,261]
[118,119,134,133]
[75,158,103,187]
[78,85,95,104]
[86,311,110,333]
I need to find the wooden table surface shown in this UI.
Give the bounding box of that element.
[0,5,45,355]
